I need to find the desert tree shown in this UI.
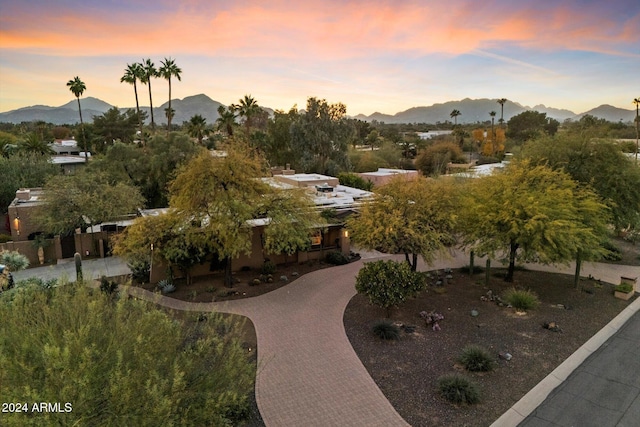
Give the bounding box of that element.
[459,160,610,282]
[346,176,460,271]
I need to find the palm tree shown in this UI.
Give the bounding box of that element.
[140,59,158,130]
[120,63,145,142]
[216,105,237,137]
[234,94,260,135]
[489,111,497,156]
[187,114,209,144]
[19,133,54,155]
[450,109,461,126]
[66,76,88,160]
[634,97,640,165]
[159,57,182,132]
[497,98,507,127]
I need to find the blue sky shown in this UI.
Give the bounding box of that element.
[0,0,638,115]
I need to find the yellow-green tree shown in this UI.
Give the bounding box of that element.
[459,160,610,282]
[129,142,323,287]
[346,176,460,271]
[0,281,255,426]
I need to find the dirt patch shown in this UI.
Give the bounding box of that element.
[139,260,335,302]
[343,268,636,427]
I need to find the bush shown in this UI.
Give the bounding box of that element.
[355,260,426,316]
[0,234,12,243]
[99,276,119,295]
[459,265,484,274]
[602,240,623,261]
[0,281,256,425]
[337,172,374,191]
[438,374,481,404]
[503,288,540,311]
[326,251,350,265]
[615,283,633,293]
[372,320,401,340]
[0,250,29,272]
[459,345,495,372]
[261,260,276,275]
[157,279,176,294]
[415,141,466,176]
[128,259,150,284]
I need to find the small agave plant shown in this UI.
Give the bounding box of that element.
[157,279,176,294]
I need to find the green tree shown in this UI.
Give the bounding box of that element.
[415,141,465,176]
[450,109,461,126]
[521,133,640,232]
[459,160,610,282]
[507,110,559,143]
[120,62,145,141]
[0,282,255,426]
[337,172,374,191]
[355,260,425,317]
[167,144,322,286]
[91,107,141,149]
[35,170,144,238]
[66,76,88,160]
[290,97,354,174]
[0,153,59,214]
[346,176,459,271]
[265,107,298,167]
[158,57,182,132]
[186,114,210,144]
[216,105,237,137]
[233,94,261,136]
[497,98,507,126]
[18,133,54,155]
[140,58,158,130]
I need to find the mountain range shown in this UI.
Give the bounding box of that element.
[0,95,635,125]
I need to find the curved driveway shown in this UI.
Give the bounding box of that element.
[13,252,640,426]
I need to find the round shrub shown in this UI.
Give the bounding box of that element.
[438,374,481,404]
[261,260,277,275]
[503,288,540,311]
[372,320,400,340]
[459,345,494,372]
[325,251,350,265]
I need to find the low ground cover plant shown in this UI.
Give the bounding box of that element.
[503,287,540,311]
[438,373,481,404]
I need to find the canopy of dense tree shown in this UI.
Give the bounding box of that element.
[35,170,144,236]
[0,153,59,214]
[507,110,559,142]
[415,141,466,176]
[346,176,460,271]
[459,160,610,282]
[0,281,255,426]
[521,133,640,232]
[290,97,354,175]
[117,143,323,286]
[91,107,143,149]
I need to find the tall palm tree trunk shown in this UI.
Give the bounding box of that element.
[167,77,172,132]
[133,81,144,144]
[76,97,87,161]
[148,81,155,130]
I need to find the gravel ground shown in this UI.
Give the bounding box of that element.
[344,268,636,427]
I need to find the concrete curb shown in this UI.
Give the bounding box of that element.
[490,294,640,427]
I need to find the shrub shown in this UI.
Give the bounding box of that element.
[337,172,374,191]
[601,240,623,261]
[99,276,119,295]
[0,250,29,272]
[438,374,481,404]
[415,141,466,176]
[615,283,633,293]
[372,320,400,340]
[326,251,350,265]
[250,278,261,286]
[128,259,150,284]
[459,345,495,372]
[420,310,444,331]
[0,234,12,243]
[261,260,276,275]
[503,288,540,311]
[157,279,176,294]
[356,260,426,316]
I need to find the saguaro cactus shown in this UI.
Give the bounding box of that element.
[74,252,83,282]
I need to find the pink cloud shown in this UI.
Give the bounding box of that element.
[1,0,638,60]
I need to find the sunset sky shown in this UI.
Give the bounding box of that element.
[1,0,638,115]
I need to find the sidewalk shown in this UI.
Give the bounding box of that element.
[12,256,131,283]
